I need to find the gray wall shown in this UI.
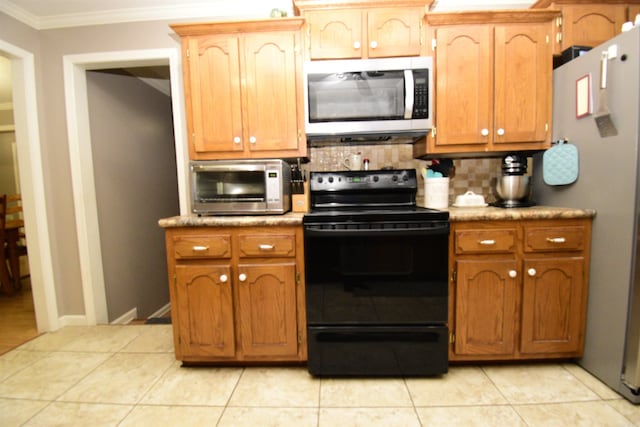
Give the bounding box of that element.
[87,69,178,320]
[0,12,186,317]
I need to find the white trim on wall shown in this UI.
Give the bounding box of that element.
[63,48,188,324]
[0,39,59,332]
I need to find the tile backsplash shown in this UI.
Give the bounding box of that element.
[306,144,503,204]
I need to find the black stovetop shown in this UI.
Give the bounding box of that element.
[304,169,449,223]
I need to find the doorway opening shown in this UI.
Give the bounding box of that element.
[63,49,188,325]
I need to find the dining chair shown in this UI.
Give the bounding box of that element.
[4,194,28,292]
[0,194,14,296]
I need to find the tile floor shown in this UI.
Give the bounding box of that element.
[1,324,640,426]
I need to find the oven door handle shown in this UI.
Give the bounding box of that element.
[304,224,449,237]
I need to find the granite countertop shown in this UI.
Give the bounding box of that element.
[158,206,595,228]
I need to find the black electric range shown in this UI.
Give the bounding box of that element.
[302,169,450,377]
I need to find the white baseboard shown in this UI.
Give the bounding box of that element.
[149,302,171,318]
[58,315,89,327]
[111,307,138,325]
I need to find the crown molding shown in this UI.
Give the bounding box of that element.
[0,1,295,30]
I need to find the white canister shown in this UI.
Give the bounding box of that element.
[424,177,450,209]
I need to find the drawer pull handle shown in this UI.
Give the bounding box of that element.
[259,244,275,251]
[479,239,496,245]
[192,245,209,252]
[546,237,566,243]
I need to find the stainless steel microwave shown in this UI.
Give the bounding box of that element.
[190,159,291,215]
[304,56,433,142]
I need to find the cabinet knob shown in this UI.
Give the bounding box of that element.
[481,128,489,137]
[527,268,537,277]
[497,128,505,136]
[508,270,517,278]
[370,40,378,49]
[353,41,361,49]
[233,136,241,144]
[219,274,228,283]
[239,273,247,282]
[249,136,257,144]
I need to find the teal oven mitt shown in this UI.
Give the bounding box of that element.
[543,140,579,186]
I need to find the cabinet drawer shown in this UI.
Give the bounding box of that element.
[173,235,231,259]
[238,233,296,258]
[455,229,517,254]
[524,226,586,253]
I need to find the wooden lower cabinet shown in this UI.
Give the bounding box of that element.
[450,218,591,362]
[165,226,306,364]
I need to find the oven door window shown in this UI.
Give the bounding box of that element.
[307,71,405,122]
[305,231,448,324]
[195,171,265,203]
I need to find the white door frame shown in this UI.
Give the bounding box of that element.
[63,48,188,324]
[0,39,59,332]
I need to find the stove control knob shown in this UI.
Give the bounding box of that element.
[373,176,379,182]
[403,174,409,181]
[317,177,323,183]
[392,175,398,181]
[328,177,334,183]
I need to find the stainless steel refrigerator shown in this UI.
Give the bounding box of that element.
[532,25,640,403]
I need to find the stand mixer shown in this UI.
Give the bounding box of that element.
[493,154,535,208]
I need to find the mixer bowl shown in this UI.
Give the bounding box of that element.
[496,175,530,201]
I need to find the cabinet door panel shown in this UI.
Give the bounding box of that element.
[367,8,423,58]
[494,24,550,145]
[455,259,517,356]
[237,263,298,357]
[307,10,363,59]
[244,33,300,153]
[434,26,492,147]
[188,36,243,155]
[175,265,235,357]
[562,5,626,50]
[521,257,585,354]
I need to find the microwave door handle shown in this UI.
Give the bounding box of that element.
[404,70,414,119]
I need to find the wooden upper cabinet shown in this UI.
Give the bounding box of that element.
[494,23,551,146]
[531,1,640,54]
[561,4,626,49]
[415,11,557,158]
[171,19,306,160]
[430,25,492,148]
[295,1,427,59]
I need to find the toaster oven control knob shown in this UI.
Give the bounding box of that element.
[233,136,241,144]
[508,270,517,278]
[392,175,398,181]
[373,176,379,182]
[497,128,505,136]
[353,41,361,50]
[219,274,228,283]
[370,40,378,49]
[481,128,489,137]
[249,136,257,144]
[239,273,247,282]
[328,177,334,183]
